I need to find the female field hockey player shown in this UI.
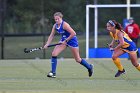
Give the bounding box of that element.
[106,20,140,77]
[43,12,93,78]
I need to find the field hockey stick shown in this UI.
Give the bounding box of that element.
[24,43,62,53]
[107,43,114,51]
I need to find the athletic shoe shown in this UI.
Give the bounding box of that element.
[47,71,56,78]
[88,64,94,77]
[115,69,125,77]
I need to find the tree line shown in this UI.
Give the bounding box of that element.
[1,0,140,35]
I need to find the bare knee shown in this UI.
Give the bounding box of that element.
[75,58,82,63]
[112,55,118,60]
[52,51,58,57]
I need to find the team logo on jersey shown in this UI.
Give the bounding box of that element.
[128,26,134,33]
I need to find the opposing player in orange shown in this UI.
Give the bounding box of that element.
[106,20,140,77]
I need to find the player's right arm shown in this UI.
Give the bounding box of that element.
[43,24,56,49]
[109,39,115,47]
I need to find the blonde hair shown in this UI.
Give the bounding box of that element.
[54,12,63,18]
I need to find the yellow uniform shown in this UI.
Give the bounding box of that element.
[110,29,138,53]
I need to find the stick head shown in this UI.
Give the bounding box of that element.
[24,48,30,53]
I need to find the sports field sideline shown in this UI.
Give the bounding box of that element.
[0,59,140,93]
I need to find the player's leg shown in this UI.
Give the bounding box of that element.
[129,52,140,71]
[47,44,67,78]
[112,49,125,77]
[70,47,93,77]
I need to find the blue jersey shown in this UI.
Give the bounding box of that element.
[55,20,79,48]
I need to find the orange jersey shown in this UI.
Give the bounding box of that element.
[110,29,132,48]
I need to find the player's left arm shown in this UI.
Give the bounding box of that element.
[63,22,76,42]
[114,31,124,50]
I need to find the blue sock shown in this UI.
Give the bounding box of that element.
[51,56,57,73]
[80,59,91,70]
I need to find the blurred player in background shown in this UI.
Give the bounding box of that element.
[43,12,93,78]
[106,20,140,77]
[125,17,140,58]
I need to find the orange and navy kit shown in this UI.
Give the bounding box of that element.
[110,29,138,53]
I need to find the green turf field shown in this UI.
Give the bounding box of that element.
[0,59,140,93]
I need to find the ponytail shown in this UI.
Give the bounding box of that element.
[112,20,123,30]
[108,20,123,30]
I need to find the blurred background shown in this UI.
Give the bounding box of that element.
[0,0,140,59]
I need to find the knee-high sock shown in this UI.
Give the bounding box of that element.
[113,58,124,71]
[51,56,57,73]
[80,59,91,70]
[136,64,140,71]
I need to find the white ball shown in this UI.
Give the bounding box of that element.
[49,72,53,76]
